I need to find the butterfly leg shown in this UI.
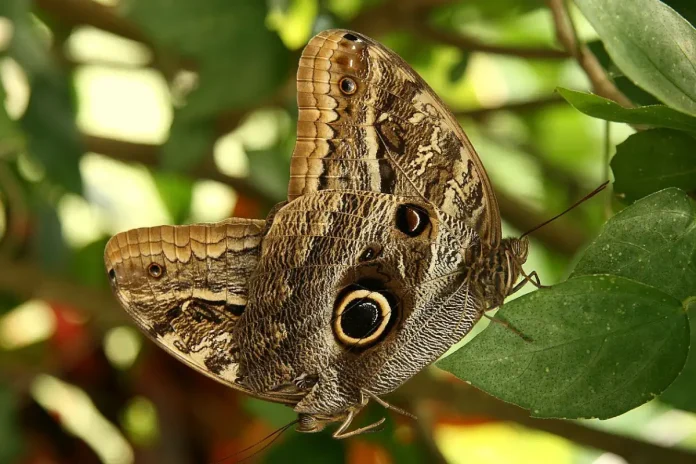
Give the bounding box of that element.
[332,410,386,439]
[482,312,532,342]
[363,389,417,420]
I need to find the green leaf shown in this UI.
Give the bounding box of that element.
[33,194,71,273]
[572,189,696,413]
[124,0,292,171]
[662,0,696,27]
[152,172,193,224]
[660,307,696,412]
[610,130,696,203]
[572,188,696,302]
[7,0,83,193]
[438,275,689,419]
[20,74,83,194]
[574,0,696,116]
[586,40,661,106]
[246,137,293,204]
[448,53,470,83]
[557,88,696,132]
[262,431,345,463]
[71,237,110,288]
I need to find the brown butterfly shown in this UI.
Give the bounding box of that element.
[104,29,531,438]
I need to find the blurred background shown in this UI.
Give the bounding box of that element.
[0,0,695,463]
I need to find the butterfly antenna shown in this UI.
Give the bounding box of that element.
[520,181,609,239]
[211,419,299,464]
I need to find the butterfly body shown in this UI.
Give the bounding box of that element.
[104,29,529,438]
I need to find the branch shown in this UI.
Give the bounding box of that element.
[547,0,633,107]
[416,24,570,59]
[34,0,149,45]
[83,135,277,205]
[400,372,696,464]
[0,258,126,328]
[349,0,570,59]
[453,95,565,119]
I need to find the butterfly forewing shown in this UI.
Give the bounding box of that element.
[290,29,501,245]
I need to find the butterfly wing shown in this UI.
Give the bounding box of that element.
[104,218,298,404]
[289,29,500,245]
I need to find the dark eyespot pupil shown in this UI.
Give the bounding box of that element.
[359,246,380,262]
[148,263,164,278]
[341,300,381,339]
[340,77,356,94]
[343,33,358,41]
[395,204,430,237]
[226,304,245,317]
[108,269,116,281]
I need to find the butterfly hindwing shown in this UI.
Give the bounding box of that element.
[104,218,296,404]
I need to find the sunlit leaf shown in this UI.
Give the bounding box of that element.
[609,131,696,203]
[574,0,696,116]
[558,88,696,132]
[438,275,689,419]
[572,188,696,301]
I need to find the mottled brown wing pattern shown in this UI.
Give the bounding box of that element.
[104,218,297,404]
[289,29,501,245]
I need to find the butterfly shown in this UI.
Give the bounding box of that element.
[104,29,531,438]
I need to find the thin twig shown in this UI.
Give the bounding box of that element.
[547,0,633,107]
[416,24,570,59]
[453,95,565,119]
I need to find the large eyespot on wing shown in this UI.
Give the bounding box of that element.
[103,218,295,404]
[289,28,501,245]
[332,283,399,350]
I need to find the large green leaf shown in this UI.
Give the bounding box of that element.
[571,188,696,412]
[574,0,696,116]
[558,88,696,132]
[572,188,696,301]
[610,130,696,203]
[123,0,292,171]
[438,276,689,419]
